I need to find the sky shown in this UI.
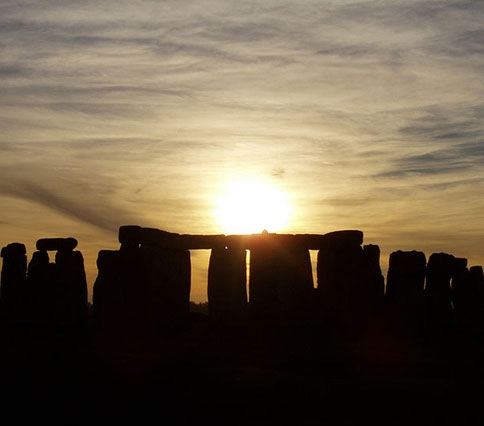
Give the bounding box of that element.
[1,0,483,302]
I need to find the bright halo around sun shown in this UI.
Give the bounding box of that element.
[214,180,292,234]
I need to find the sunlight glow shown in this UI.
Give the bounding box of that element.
[214,179,292,234]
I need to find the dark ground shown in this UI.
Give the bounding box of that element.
[1,310,484,426]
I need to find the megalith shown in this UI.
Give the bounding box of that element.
[385,250,427,311]
[208,246,248,325]
[316,231,381,325]
[0,242,27,322]
[55,248,88,326]
[425,252,455,327]
[249,234,314,324]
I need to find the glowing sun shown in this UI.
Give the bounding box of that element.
[214,180,292,234]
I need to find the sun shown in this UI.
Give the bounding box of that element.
[214,179,292,234]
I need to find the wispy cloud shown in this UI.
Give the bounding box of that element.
[1,0,484,298]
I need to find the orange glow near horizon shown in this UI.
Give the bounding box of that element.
[214,179,292,234]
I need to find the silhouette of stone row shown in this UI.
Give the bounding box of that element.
[249,239,314,324]
[385,250,484,327]
[316,239,384,325]
[93,235,191,336]
[118,225,363,250]
[36,237,78,251]
[0,238,87,326]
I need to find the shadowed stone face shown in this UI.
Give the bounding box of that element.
[425,252,455,326]
[386,250,427,308]
[317,243,363,322]
[0,242,27,321]
[208,247,247,325]
[54,250,88,325]
[27,250,52,323]
[139,245,191,326]
[93,250,121,325]
[36,238,78,252]
[450,258,484,326]
[249,237,314,324]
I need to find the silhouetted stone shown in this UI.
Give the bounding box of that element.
[469,266,484,325]
[118,225,363,250]
[140,227,177,247]
[177,234,226,249]
[118,225,143,245]
[451,258,483,327]
[470,266,484,300]
[249,235,314,324]
[316,239,365,325]
[36,237,77,252]
[208,247,248,325]
[385,251,427,309]
[1,242,26,257]
[362,244,385,305]
[54,250,88,326]
[141,227,225,249]
[93,250,121,328]
[139,245,191,330]
[0,242,27,322]
[319,230,364,248]
[242,230,363,250]
[425,252,455,327]
[27,250,52,323]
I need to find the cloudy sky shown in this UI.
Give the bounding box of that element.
[1,0,483,301]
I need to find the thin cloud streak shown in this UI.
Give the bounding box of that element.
[1,0,483,299]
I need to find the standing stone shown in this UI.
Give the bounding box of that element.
[470,266,484,301]
[0,243,27,322]
[385,251,427,309]
[208,247,248,325]
[316,238,367,325]
[425,252,455,327]
[361,244,385,306]
[27,250,52,323]
[139,245,191,331]
[93,250,121,328]
[451,258,475,327]
[54,249,88,326]
[249,236,314,324]
[469,266,484,325]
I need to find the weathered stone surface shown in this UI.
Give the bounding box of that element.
[208,247,247,325]
[36,237,77,252]
[425,252,455,327]
[249,238,314,324]
[0,242,27,321]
